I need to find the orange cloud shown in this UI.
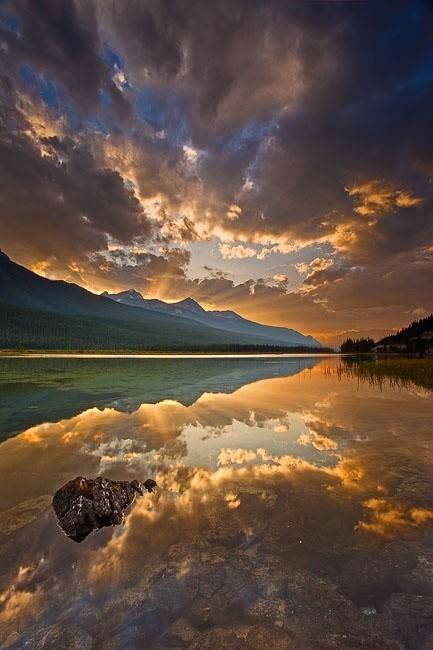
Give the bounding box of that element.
[347,180,422,218]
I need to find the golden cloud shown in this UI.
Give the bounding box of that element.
[219,242,257,259]
[226,204,242,221]
[347,180,422,218]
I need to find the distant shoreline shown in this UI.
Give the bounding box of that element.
[0,350,339,358]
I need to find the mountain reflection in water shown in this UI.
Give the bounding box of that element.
[0,356,432,649]
[0,356,319,441]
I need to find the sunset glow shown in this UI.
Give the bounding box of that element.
[0,2,432,347]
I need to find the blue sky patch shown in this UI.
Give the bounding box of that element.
[0,13,19,35]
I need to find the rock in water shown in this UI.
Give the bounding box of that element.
[52,476,156,542]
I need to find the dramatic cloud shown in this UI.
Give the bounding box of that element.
[1,0,433,337]
[219,243,257,260]
[347,181,423,218]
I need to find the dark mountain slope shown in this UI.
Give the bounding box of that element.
[0,250,322,350]
[0,302,235,349]
[103,288,321,347]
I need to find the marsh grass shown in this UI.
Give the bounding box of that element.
[326,357,433,392]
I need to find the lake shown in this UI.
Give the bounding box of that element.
[0,355,432,648]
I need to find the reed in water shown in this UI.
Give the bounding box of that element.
[326,357,433,391]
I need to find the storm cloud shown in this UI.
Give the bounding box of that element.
[0,0,432,339]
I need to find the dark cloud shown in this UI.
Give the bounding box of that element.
[1,0,131,118]
[0,0,432,335]
[0,78,150,267]
[98,0,186,82]
[63,247,191,295]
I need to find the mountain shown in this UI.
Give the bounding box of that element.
[101,290,207,318]
[102,289,320,347]
[0,250,321,350]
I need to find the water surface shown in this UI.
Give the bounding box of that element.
[0,356,432,648]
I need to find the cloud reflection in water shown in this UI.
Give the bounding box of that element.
[0,358,433,647]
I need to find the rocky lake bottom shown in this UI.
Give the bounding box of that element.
[0,355,432,649]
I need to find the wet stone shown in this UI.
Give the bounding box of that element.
[95,593,170,649]
[282,568,402,648]
[395,475,433,508]
[189,623,294,649]
[165,617,199,646]
[150,568,200,612]
[396,545,433,596]
[338,545,417,606]
[9,624,92,650]
[2,631,21,648]
[246,596,288,628]
[188,593,241,629]
[52,476,156,542]
[384,593,433,649]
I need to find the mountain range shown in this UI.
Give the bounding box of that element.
[0,250,321,350]
[101,288,320,347]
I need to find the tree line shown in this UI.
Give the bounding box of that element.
[0,302,332,353]
[340,313,433,353]
[340,338,375,353]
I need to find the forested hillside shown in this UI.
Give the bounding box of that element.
[0,251,321,350]
[0,303,327,352]
[377,314,433,353]
[340,314,433,354]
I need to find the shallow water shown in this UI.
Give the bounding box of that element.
[0,356,432,648]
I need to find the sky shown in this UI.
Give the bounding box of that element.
[0,1,432,344]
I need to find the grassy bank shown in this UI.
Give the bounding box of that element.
[333,357,433,391]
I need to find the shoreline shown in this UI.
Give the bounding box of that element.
[0,351,340,359]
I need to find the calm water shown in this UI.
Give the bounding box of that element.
[0,356,432,648]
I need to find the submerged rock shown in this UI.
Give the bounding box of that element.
[52,476,156,542]
[384,593,433,648]
[9,624,93,650]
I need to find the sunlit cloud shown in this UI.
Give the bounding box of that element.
[1,2,433,337]
[219,243,257,260]
[226,204,242,221]
[347,180,423,218]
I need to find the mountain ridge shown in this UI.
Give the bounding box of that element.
[0,251,321,350]
[101,288,320,347]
